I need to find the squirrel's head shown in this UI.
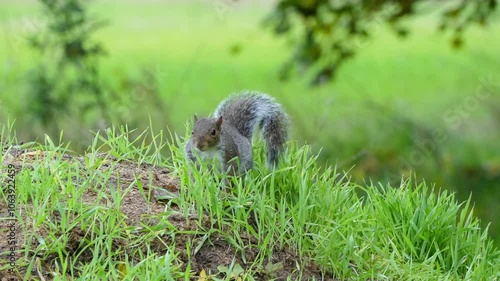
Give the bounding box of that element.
[191,115,223,151]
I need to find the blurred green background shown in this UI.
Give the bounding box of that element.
[1,0,499,244]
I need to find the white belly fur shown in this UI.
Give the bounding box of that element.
[198,147,224,165]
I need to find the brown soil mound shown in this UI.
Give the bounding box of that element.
[1,146,335,280]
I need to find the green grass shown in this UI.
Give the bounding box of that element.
[1,1,498,160]
[0,0,499,247]
[1,1,498,154]
[1,123,500,280]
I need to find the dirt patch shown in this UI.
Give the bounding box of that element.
[0,146,334,280]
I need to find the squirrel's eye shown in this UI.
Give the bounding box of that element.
[211,129,216,136]
[191,131,193,135]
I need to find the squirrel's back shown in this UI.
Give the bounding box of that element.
[214,91,288,140]
[214,91,289,166]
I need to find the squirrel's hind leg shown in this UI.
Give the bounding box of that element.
[237,136,254,174]
[223,137,253,177]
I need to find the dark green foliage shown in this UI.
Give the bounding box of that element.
[27,0,108,131]
[265,0,497,86]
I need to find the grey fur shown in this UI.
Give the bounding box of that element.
[185,91,289,175]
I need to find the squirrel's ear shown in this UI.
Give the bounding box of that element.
[216,116,223,130]
[193,114,198,123]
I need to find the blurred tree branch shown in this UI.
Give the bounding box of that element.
[265,0,497,86]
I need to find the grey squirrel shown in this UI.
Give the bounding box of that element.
[185,91,289,175]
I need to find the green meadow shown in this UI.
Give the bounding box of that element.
[1,1,500,279]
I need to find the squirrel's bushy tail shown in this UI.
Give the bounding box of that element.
[214,91,289,166]
[261,107,288,166]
